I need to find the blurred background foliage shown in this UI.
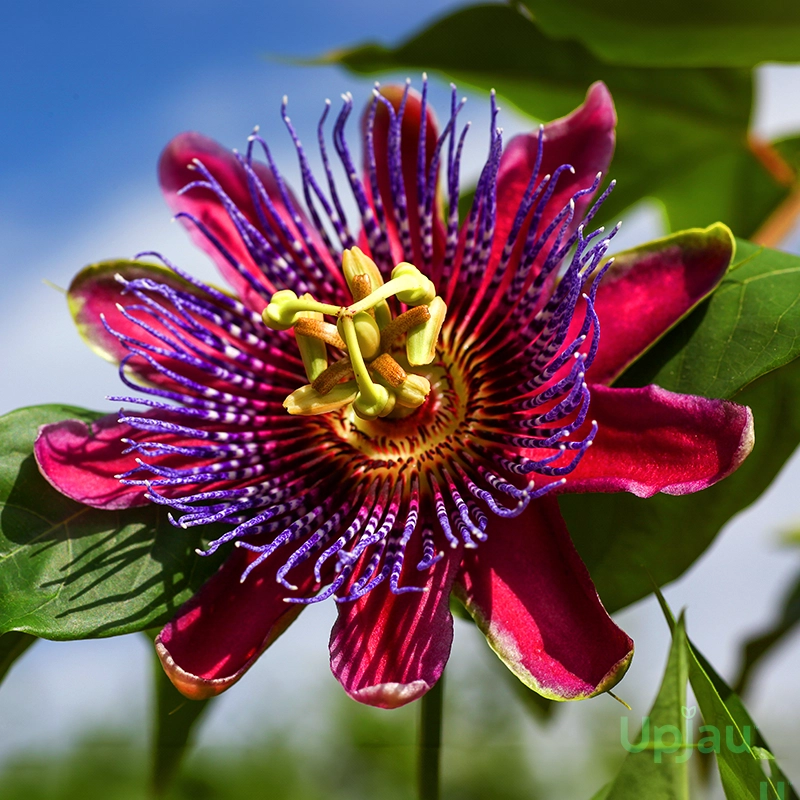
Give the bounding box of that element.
[329,2,800,241]
[0,658,624,800]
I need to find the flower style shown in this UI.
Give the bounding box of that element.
[34,79,753,709]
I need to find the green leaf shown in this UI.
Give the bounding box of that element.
[655,592,798,800]
[619,239,800,399]
[0,405,225,639]
[649,149,788,242]
[519,0,800,68]
[733,570,800,697]
[565,353,800,612]
[330,3,788,238]
[751,748,776,762]
[0,631,36,687]
[563,239,800,612]
[599,614,690,799]
[149,633,212,795]
[689,661,780,799]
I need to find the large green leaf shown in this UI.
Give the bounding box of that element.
[562,239,800,612]
[619,239,800,399]
[330,3,787,238]
[690,669,794,800]
[0,405,224,639]
[696,643,800,800]
[565,337,800,613]
[656,594,798,800]
[520,0,800,68]
[597,615,690,799]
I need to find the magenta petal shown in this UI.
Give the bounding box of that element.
[69,259,302,397]
[329,547,461,709]
[455,496,633,700]
[68,260,213,380]
[159,131,338,313]
[565,384,755,497]
[34,414,148,510]
[159,132,273,312]
[487,81,616,278]
[156,546,317,700]
[590,224,735,385]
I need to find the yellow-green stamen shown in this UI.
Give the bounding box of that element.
[294,301,328,381]
[262,246,447,420]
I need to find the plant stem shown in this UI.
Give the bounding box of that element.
[418,673,445,800]
[751,187,800,248]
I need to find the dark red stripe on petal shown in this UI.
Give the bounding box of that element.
[160,131,339,312]
[329,542,460,709]
[564,384,754,497]
[69,260,203,374]
[69,259,302,398]
[34,412,242,511]
[455,496,633,701]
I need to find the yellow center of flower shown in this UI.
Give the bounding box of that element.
[262,246,447,420]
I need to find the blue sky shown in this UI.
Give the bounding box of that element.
[2,2,800,790]
[0,0,544,414]
[0,0,469,294]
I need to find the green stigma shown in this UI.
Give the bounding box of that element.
[262,246,447,420]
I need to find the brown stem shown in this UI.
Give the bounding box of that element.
[749,135,800,248]
[751,188,800,248]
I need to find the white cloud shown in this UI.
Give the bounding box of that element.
[0,187,214,415]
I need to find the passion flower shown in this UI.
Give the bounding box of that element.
[35,78,753,709]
